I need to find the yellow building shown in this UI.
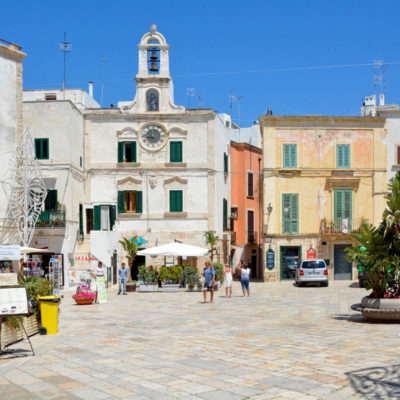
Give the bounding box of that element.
[260,115,386,281]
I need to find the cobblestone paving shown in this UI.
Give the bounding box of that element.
[1,281,399,399]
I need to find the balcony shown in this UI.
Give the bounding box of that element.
[320,218,363,235]
[36,211,66,228]
[247,231,257,244]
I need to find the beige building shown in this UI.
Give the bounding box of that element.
[260,115,387,281]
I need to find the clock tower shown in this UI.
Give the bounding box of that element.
[120,24,184,114]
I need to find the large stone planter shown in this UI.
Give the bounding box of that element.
[351,296,400,321]
[161,284,180,292]
[139,284,159,292]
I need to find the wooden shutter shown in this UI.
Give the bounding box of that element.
[248,173,254,197]
[79,204,83,236]
[335,190,352,224]
[170,190,182,212]
[131,142,137,163]
[34,139,40,159]
[43,139,49,159]
[109,205,116,229]
[135,191,142,213]
[118,142,123,163]
[397,146,400,164]
[283,144,296,168]
[291,194,299,234]
[282,194,298,234]
[224,153,228,173]
[290,145,296,167]
[223,198,228,230]
[170,142,182,163]
[117,191,125,213]
[337,145,350,168]
[93,206,101,230]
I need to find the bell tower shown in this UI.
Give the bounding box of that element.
[121,24,184,114]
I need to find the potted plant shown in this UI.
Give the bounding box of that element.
[212,263,224,291]
[159,265,182,292]
[185,265,202,291]
[119,236,141,281]
[347,172,400,321]
[138,265,159,292]
[72,291,96,305]
[126,280,137,292]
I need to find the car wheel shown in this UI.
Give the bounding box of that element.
[321,282,328,287]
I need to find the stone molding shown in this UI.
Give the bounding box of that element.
[163,176,188,186]
[117,176,142,186]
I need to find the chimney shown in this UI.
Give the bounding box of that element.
[88,81,93,97]
[379,93,385,106]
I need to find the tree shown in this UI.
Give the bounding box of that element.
[119,236,141,279]
[346,172,400,298]
[204,231,219,263]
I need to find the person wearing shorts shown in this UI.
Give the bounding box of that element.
[202,262,215,303]
[238,263,250,296]
[224,264,233,298]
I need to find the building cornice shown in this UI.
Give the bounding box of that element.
[231,141,262,154]
[0,41,26,61]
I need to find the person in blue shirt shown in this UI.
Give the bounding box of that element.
[202,261,215,303]
[118,263,128,295]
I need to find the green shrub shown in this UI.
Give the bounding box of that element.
[138,265,158,284]
[185,265,201,284]
[213,263,224,283]
[20,276,54,315]
[159,265,182,284]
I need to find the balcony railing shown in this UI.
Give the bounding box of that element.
[247,231,257,244]
[320,218,363,235]
[36,211,66,228]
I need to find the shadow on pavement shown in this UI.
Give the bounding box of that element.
[331,314,367,323]
[347,364,400,399]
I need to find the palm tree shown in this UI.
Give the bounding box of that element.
[204,231,219,263]
[119,236,141,280]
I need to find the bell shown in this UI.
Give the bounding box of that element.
[150,51,158,60]
[150,62,159,72]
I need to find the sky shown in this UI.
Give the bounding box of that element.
[2,0,400,126]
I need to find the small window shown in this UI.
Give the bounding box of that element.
[170,190,183,212]
[80,156,82,167]
[35,138,49,160]
[45,93,57,101]
[337,144,350,169]
[283,144,297,168]
[224,153,229,174]
[396,145,400,165]
[117,190,142,213]
[170,141,182,162]
[223,198,228,230]
[247,172,254,197]
[118,142,137,163]
[44,189,57,211]
[282,193,299,234]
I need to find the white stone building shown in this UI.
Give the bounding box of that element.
[23,25,231,285]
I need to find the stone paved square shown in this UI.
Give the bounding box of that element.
[1,281,399,399]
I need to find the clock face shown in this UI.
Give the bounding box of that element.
[141,125,166,149]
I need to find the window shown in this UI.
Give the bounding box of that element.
[224,153,229,174]
[247,210,255,243]
[93,205,116,231]
[44,190,57,211]
[223,198,228,230]
[247,172,254,197]
[282,194,299,234]
[337,144,350,169]
[396,145,400,165]
[45,93,56,101]
[118,190,142,213]
[170,141,182,162]
[334,190,352,229]
[170,190,183,212]
[35,138,49,160]
[283,144,297,168]
[118,142,137,163]
[146,89,159,111]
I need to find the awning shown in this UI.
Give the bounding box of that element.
[137,242,208,257]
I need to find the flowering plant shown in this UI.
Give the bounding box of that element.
[72,291,96,299]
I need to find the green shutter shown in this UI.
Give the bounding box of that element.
[79,204,84,236]
[337,145,350,168]
[283,144,297,168]
[170,190,182,212]
[223,198,228,230]
[282,194,298,234]
[46,190,57,211]
[35,139,40,159]
[334,190,352,229]
[43,139,49,159]
[118,142,123,163]
[117,191,125,213]
[170,141,182,163]
[93,206,101,230]
[131,141,137,163]
[224,153,228,173]
[110,205,116,229]
[136,191,142,213]
[34,138,49,159]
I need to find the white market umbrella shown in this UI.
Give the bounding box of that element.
[137,242,209,257]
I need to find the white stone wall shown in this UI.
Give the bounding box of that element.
[385,116,400,180]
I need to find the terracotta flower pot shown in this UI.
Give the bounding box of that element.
[74,297,95,305]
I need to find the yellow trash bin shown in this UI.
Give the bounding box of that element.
[37,296,60,335]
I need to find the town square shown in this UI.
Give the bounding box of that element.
[1,1,400,399]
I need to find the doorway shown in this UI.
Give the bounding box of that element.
[131,255,145,281]
[280,246,301,280]
[334,244,352,280]
[86,209,93,233]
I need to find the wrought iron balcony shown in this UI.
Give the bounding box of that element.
[320,218,363,235]
[247,230,257,244]
[36,211,66,228]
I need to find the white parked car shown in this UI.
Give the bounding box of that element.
[295,259,328,287]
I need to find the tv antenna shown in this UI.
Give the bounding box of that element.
[187,88,195,108]
[59,32,72,99]
[101,56,108,107]
[197,93,203,108]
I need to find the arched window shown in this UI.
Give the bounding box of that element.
[146,89,159,111]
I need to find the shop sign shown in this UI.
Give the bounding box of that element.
[307,248,316,259]
[0,273,18,287]
[266,249,275,270]
[0,245,20,261]
[96,276,107,303]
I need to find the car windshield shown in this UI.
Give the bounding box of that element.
[301,261,325,269]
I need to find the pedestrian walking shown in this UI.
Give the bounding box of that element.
[95,261,105,303]
[237,262,250,297]
[224,264,233,298]
[118,262,128,295]
[201,261,215,303]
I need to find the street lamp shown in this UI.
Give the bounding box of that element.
[267,203,273,216]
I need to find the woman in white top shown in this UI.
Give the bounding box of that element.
[224,264,233,298]
[237,263,251,297]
